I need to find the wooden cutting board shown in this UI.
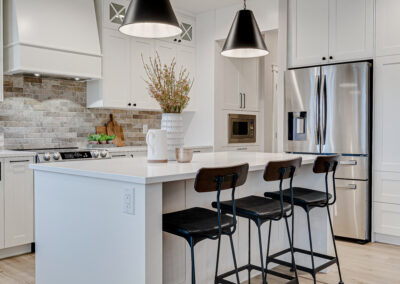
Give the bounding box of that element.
[96,126,107,135]
[106,114,125,147]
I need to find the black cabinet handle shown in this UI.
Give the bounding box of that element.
[128,103,132,106]
[10,160,30,163]
[329,56,333,60]
[133,103,137,107]
[174,39,177,42]
[322,57,326,60]
[240,93,243,108]
[178,39,182,43]
[243,93,246,109]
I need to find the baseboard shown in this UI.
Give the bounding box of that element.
[0,244,32,259]
[374,233,400,246]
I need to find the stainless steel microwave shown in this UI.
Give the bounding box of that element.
[228,114,256,143]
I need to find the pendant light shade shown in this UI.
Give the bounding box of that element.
[221,9,269,58]
[119,0,182,38]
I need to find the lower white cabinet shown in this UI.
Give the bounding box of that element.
[4,158,34,248]
[221,145,260,152]
[374,202,400,237]
[0,159,4,249]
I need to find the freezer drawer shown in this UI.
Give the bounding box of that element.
[333,179,369,240]
[335,156,369,180]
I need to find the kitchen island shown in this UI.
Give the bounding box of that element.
[31,152,332,284]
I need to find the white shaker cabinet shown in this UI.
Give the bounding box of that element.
[88,28,130,108]
[216,46,260,112]
[4,157,34,248]
[376,0,400,56]
[373,55,400,244]
[288,0,330,67]
[0,159,4,250]
[288,0,373,68]
[130,38,159,110]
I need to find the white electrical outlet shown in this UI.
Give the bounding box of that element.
[123,187,135,215]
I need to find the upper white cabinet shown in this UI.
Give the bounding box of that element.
[376,0,400,56]
[88,0,196,111]
[216,45,260,112]
[288,0,330,67]
[288,0,374,68]
[0,159,4,250]
[4,157,34,248]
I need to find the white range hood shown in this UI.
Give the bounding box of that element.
[3,0,102,79]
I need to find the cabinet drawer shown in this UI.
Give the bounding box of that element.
[374,202,400,237]
[222,145,260,152]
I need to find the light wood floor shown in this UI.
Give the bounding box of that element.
[0,241,399,283]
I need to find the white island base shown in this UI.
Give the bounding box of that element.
[31,152,332,284]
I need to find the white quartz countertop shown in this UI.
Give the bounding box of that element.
[0,150,36,158]
[30,152,316,184]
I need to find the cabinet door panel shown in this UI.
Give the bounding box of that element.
[239,58,259,111]
[329,0,373,62]
[376,0,400,56]
[373,56,400,171]
[222,57,240,111]
[130,38,159,110]
[102,29,130,108]
[0,160,4,249]
[176,46,196,111]
[288,0,329,67]
[4,158,34,248]
[374,202,400,237]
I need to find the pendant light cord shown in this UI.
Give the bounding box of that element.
[243,0,247,10]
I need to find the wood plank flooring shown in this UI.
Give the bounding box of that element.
[0,241,399,283]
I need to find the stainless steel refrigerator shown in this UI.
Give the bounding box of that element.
[284,61,371,242]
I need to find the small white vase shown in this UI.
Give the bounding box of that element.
[161,113,184,161]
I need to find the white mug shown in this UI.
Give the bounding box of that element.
[146,129,168,163]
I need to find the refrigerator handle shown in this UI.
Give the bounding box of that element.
[320,75,327,145]
[314,75,320,145]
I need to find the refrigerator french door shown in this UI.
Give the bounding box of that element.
[284,62,371,242]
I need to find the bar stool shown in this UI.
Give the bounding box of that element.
[265,155,344,284]
[212,158,302,284]
[163,163,249,284]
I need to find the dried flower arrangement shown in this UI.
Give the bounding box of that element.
[142,53,194,113]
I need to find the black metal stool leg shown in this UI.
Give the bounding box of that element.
[290,213,295,272]
[305,207,317,284]
[190,237,196,284]
[256,219,267,284]
[228,234,241,284]
[285,217,299,283]
[215,235,221,284]
[264,220,272,283]
[248,219,251,283]
[327,206,344,284]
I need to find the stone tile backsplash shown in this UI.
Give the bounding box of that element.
[1,75,161,149]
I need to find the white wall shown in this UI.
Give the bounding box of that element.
[186,0,279,147]
[183,10,216,147]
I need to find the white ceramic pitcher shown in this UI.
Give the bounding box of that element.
[146,129,168,163]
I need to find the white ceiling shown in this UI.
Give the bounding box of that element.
[171,0,241,14]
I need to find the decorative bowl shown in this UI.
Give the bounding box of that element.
[175,147,193,163]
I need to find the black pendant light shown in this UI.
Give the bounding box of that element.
[119,0,182,38]
[221,0,269,58]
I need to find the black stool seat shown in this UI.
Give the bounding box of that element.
[163,207,234,240]
[265,187,332,208]
[212,195,291,221]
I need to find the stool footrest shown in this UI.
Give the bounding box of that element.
[215,263,297,284]
[266,247,338,276]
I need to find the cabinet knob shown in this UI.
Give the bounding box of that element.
[133,103,137,107]
[329,56,333,60]
[173,39,177,42]
[128,103,132,106]
[322,57,326,60]
[178,39,182,43]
